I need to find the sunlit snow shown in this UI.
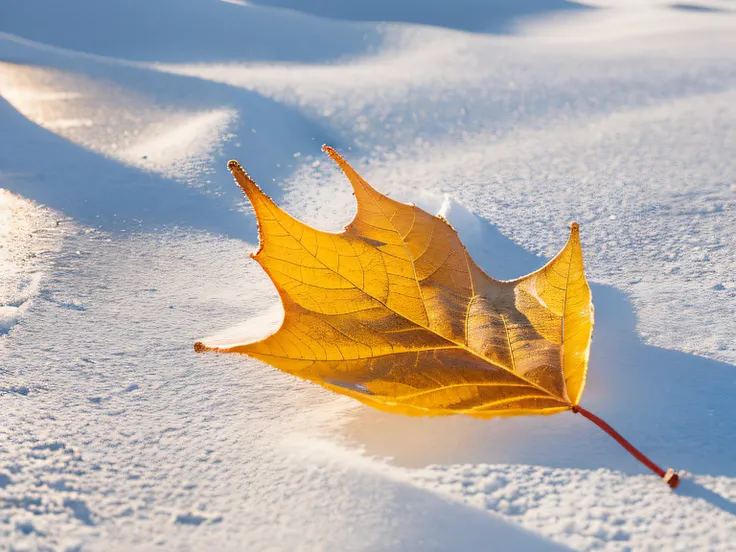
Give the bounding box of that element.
[1,0,735,550]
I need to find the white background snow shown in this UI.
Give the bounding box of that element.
[1,0,735,550]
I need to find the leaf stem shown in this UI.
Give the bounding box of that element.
[572,405,679,489]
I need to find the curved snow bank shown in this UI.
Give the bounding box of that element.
[0,0,382,64]
[0,61,238,184]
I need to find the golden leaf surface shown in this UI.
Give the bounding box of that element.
[195,146,594,419]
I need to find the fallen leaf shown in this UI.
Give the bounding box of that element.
[195,146,679,488]
[196,146,593,418]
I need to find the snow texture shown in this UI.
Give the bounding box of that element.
[1,0,735,550]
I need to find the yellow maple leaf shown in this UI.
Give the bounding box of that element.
[196,146,678,488]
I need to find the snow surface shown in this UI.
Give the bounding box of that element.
[1,0,735,550]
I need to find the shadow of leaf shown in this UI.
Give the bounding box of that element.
[676,477,736,517]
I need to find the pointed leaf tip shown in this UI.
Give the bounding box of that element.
[227,159,264,202]
[321,146,361,180]
[320,146,379,202]
[568,222,581,244]
[322,145,344,166]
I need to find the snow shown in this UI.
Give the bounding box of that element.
[1,0,735,550]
